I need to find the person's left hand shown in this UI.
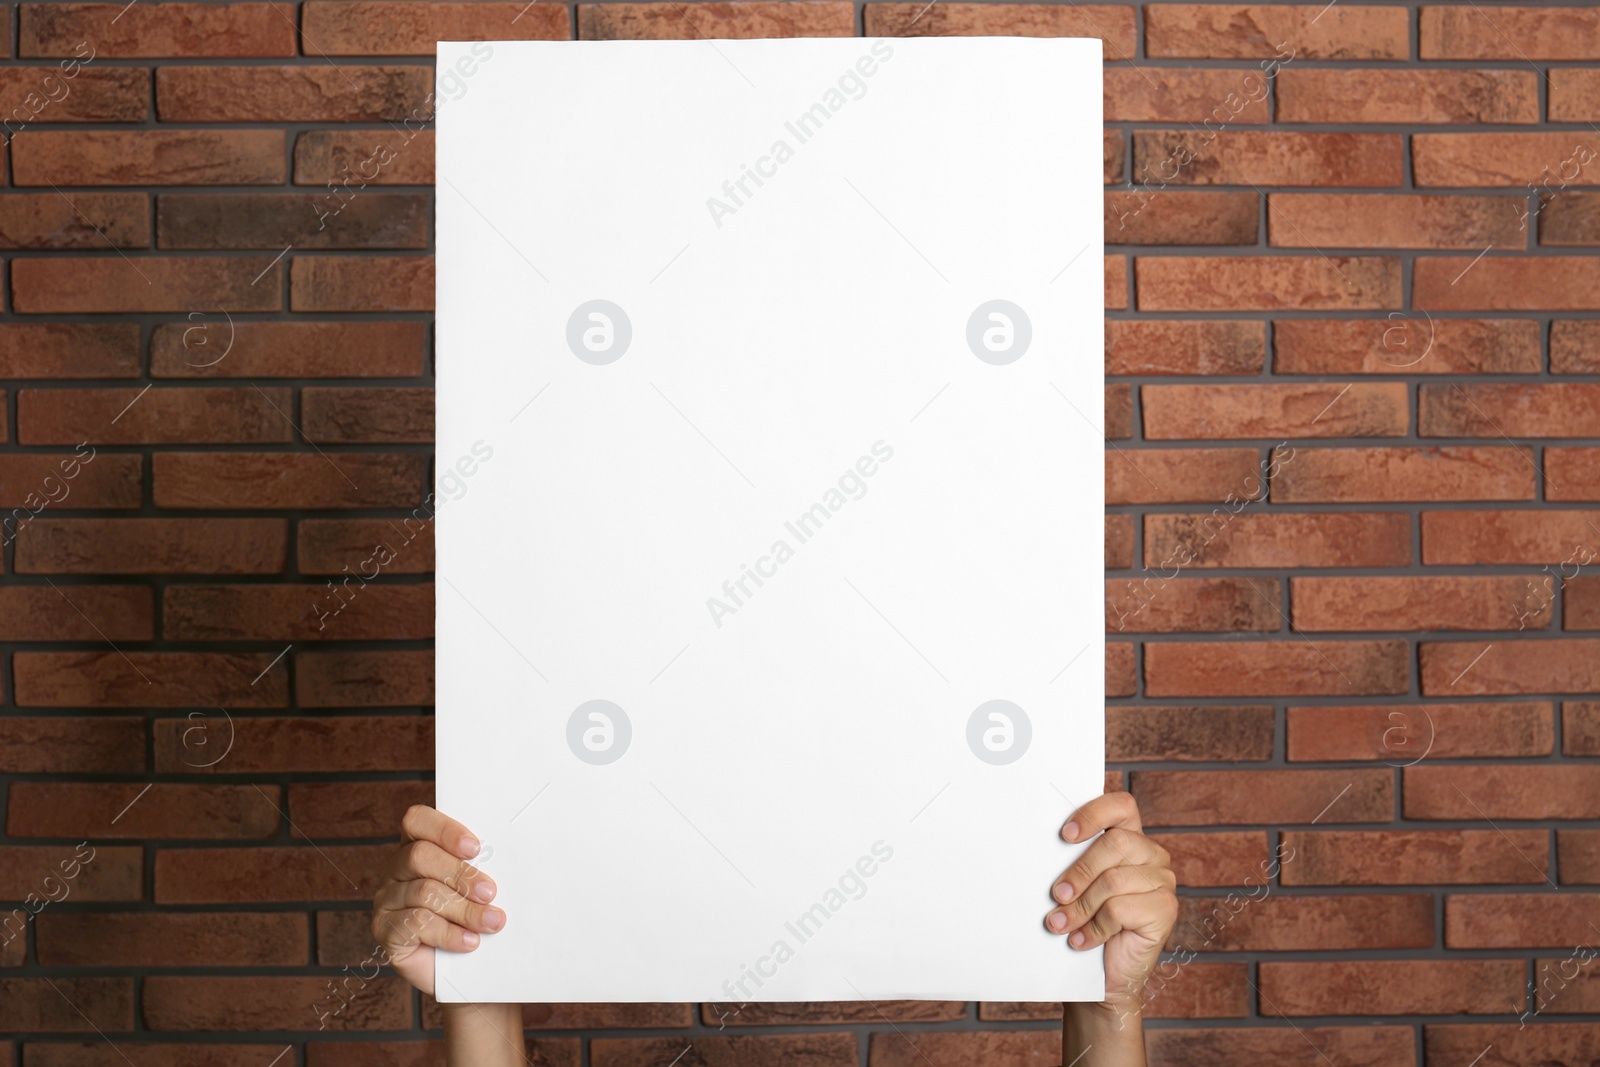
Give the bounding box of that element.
[1043,791,1177,1013]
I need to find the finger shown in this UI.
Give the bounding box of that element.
[1048,862,1173,933]
[1049,827,1167,906]
[383,839,497,904]
[375,905,483,955]
[1069,884,1178,951]
[375,877,506,934]
[400,804,481,860]
[1062,790,1141,843]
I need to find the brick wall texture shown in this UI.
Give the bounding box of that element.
[0,0,1598,1064]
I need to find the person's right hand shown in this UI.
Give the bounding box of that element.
[373,804,505,996]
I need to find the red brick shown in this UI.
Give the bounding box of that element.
[1148,1026,1414,1067]
[1558,830,1600,883]
[1293,575,1543,632]
[1446,895,1600,948]
[1108,576,1279,633]
[0,192,148,250]
[863,1032,1049,1067]
[143,976,410,1032]
[297,650,433,707]
[1272,446,1536,503]
[1107,189,1258,246]
[0,67,146,122]
[1136,256,1402,311]
[1105,253,1127,310]
[1417,256,1600,311]
[1145,512,1411,569]
[863,3,1136,54]
[1134,768,1391,826]
[1105,68,1269,124]
[6,783,279,839]
[1149,831,1269,887]
[151,321,427,379]
[304,1,570,53]
[0,453,141,508]
[0,845,141,901]
[37,913,307,967]
[1107,705,1274,762]
[303,387,433,444]
[1270,193,1523,249]
[1564,578,1600,630]
[1106,642,1136,698]
[586,1,854,38]
[703,1002,964,1026]
[1547,449,1600,501]
[158,192,429,250]
[18,387,292,445]
[11,257,281,313]
[1423,383,1600,438]
[1104,129,1123,183]
[1421,639,1600,695]
[509,1003,694,1030]
[292,255,433,312]
[298,518,434,575]
[13,651,289,707]
[20,3,297,56]
[164,583,434,641]
[1288,702,1553,761]
[1105,513,1133,570]
[0,718,144,774]
[316,908,381,967]
[155,845,390,904]
[288,780,432,839]
[1144,640,1409,697]
[1144,5,1406,58]
[0,979,133,1033]
[306,1040,578,1067]
[0,585,151,641]
[1407,764,1600,820]
[1143,382,1406,439]
[0,323,139,377]
[1550,69,1600,123]
[1106,447,1259,505]
[155,715,431,775]
[1542,192,1600,246]
[1281,829,1549,885]
[1106,320,1264,375]
[1277,69,1538,124]
[294,129,435,186]
[1134,130,1404,187]
[1413,132,1600,187]
[1259,960,1524,1016]
[1423,510,1600,564]
[153,452,426,509]
[1105,383,1132,440]
[27,1046,299,1067]
[11,130,286,186]
[1567,702,1600,756]
[1428,1024,1600,1065]
[1171,894,1433,951]
[14,518,288,574]
[157,65,431,122]
[1274,318,1541,375]
[1422,6,1600,59]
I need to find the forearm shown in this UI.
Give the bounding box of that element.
[1062,1002,1145,1067]
[443,1002,525,1066]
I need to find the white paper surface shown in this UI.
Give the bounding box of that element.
[435,36,1105,1004]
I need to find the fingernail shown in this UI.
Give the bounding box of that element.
[1047,911,1067,932]
[459,836,480,859]
[483,908,505,932]
[1070,930,1086,948]
[471,879,496,903]
[1054,882,1074,904]
[462,931,480,948]
[1062,821,1079,842]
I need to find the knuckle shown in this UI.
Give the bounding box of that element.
[402,804,428,833]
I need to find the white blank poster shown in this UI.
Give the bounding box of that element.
[436,36,1105,1004]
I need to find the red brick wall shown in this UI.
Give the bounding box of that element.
[1,0,1597,1064]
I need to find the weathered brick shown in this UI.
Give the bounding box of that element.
[37,913,307,967]
[6,783,279,839]
[288,780,432,839]
[1144,639,1409,696]
[0,717,144,774]
[1446,895,1600,948]
[1421,639,1600,695]
[0,585,150,641]
[1423,383,1600,438]
[1107,642,1136,698]
[157,65,432,122]
[1547,449,1600,501]
[0,192,148,250]
[291,255,433,312]
[299,518,435,575]
[1144,5,1406,59]
[1105,68,1269,124]
[1423,510,1600,563]
[1107,706,1274,762]
[1277,69,1538,124]
[1288,702,1553,761]
[1149,831,1270,888]
[1145,512,1411,569]
[585,1,854,38]
[0,67,147,122]
[153,453,427,509]
[1413,132,1600,187]
[154,715,431,774]
[1105,513,1133,570]
[596,1034,855,1067]
[0,323,140,377]
[304,1,570,53]
[1134,769,1391,825]
[1417,256,1600,311]
[0,845,141,901]
[1108,576,1280,633]
[1422,6,1600,59]
[143,976,410,1032]
[1171,894,1433,951]
[863,3,1136,53]
[1270,193,1522,249]
[1272,446,1536,502]
[1406,764,1600,819]
[13,651,288,707]
[11,257,282,313]
[1105,448,1260,505]
[294,129,435,186]
[1293,575,1545,631]
[1148,1026,1414,1067]
[1106,320,1264,375]
[1557,829,1600,884]
[303,388,433,443]
[1281,829,1549,885]
[863,1032,1049,1067]
[158,193,429,250]
[155,845,390,904]
[1274,318,1541,375]
[151,321,427,379]
[297,650,433,707]
[17,387,292,445]
[11,130,286,186]
[1105,189,1257,246]
[0,453,142,509]
[1550,68,1600,122]
[1136,256,1402,311]
[1142,383,1407,439]
[0,979,133,1033]
[1566,702,1600,756]
[1134,130,1404,187]
[14,518,288,574]
[164,583,433,641]
[1259,960,1524,1016]
[1543,192,1600,246]
[20,3,297,56]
